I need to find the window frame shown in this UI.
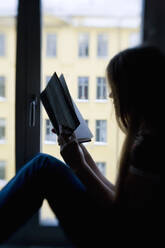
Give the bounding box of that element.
[95,120,107,143]
[5,0,158,246]
[0,76,6,99]
[0,117,6,143]
[78,76,89,100]
[96,76,107,100]
[78,33,89,57]
[6,0,72,246]
[46,33,57,57]
[97,33,108,58]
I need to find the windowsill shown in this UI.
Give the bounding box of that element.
[97,56,108,59]
[44,141,57,145]
[94,142,107,146]
[95,99,108,103]
[76,99,89,102]
[78,56,89,59]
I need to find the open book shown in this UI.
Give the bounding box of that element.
[40,72,93,143]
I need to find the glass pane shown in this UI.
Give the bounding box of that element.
[0,1,17,188]
[40,0,142,226]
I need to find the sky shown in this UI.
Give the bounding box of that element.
[0,0,142,17]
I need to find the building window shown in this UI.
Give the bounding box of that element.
[96,77,107,100]
[0,118,6,142]
[85,120,88,126]
[46,75,51,85]
[78,33,89,57]
[95,120,107,143]
[0,34,5,56]
[97,34,108,57]
[0,76,5,99]
[45,119,57,143]
[96,162,106,176]
[129,32,141,47]
[46,34,57,57]
[78,77,89,100]
[0,161,6,180]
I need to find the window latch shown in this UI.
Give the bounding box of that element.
[29,95,37,127]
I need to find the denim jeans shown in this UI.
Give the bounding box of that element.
[0,153,109,246]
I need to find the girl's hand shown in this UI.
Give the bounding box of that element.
[52,126,87,172]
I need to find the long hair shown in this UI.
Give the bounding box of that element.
[106,45,165,204]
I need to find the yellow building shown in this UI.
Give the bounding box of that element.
[0,13,140,222]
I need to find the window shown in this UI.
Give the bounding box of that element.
[45,119,57,143]
[96,162,106,176]
[0,76,5,99]
[85,119,89,126]
[129,32,141,47]
[0,118,6,142]
[0,161,6,180]
[78,33,89,57]
[46,75,51,85]
[97,34,108,57]
[46,34,57,57]
[0,34,5,56]
[95,120,107,143]
[78,76,89,100]
[96,77,107,100]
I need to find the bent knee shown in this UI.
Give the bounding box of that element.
[35,153,67,172]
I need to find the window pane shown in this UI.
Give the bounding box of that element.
[0,160,6,180]
[129,32,141,47]
[45,119,57,143]
[46,34,57,57]
[0,1,17,193]
[96,77,107,99]
[78,33,89,57]
[95,120,107,142]
[78,77,89,99]
[0,34,5,56]
[97,34,108,57]
[0,118,6,141]
[96,162,106,176]
[41,0,142,229]
[0,76,5,98]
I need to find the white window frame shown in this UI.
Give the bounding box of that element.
[46,34,57,57]
[95,120,107,143]
[78,76,89,100]
[97,34,108,57]
[78,33,89,57]
[96,77,107,100]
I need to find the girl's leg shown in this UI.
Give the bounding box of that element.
[0,153,99,246]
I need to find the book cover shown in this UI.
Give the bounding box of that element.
[40,72,93,142]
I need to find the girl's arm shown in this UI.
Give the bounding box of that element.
[79,143,115,192]
[60,138,115,207]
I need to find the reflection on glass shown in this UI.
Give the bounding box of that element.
[40,0,142,226]
[0,1,17,189]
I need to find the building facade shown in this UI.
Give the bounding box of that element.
[0,13,140,223]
